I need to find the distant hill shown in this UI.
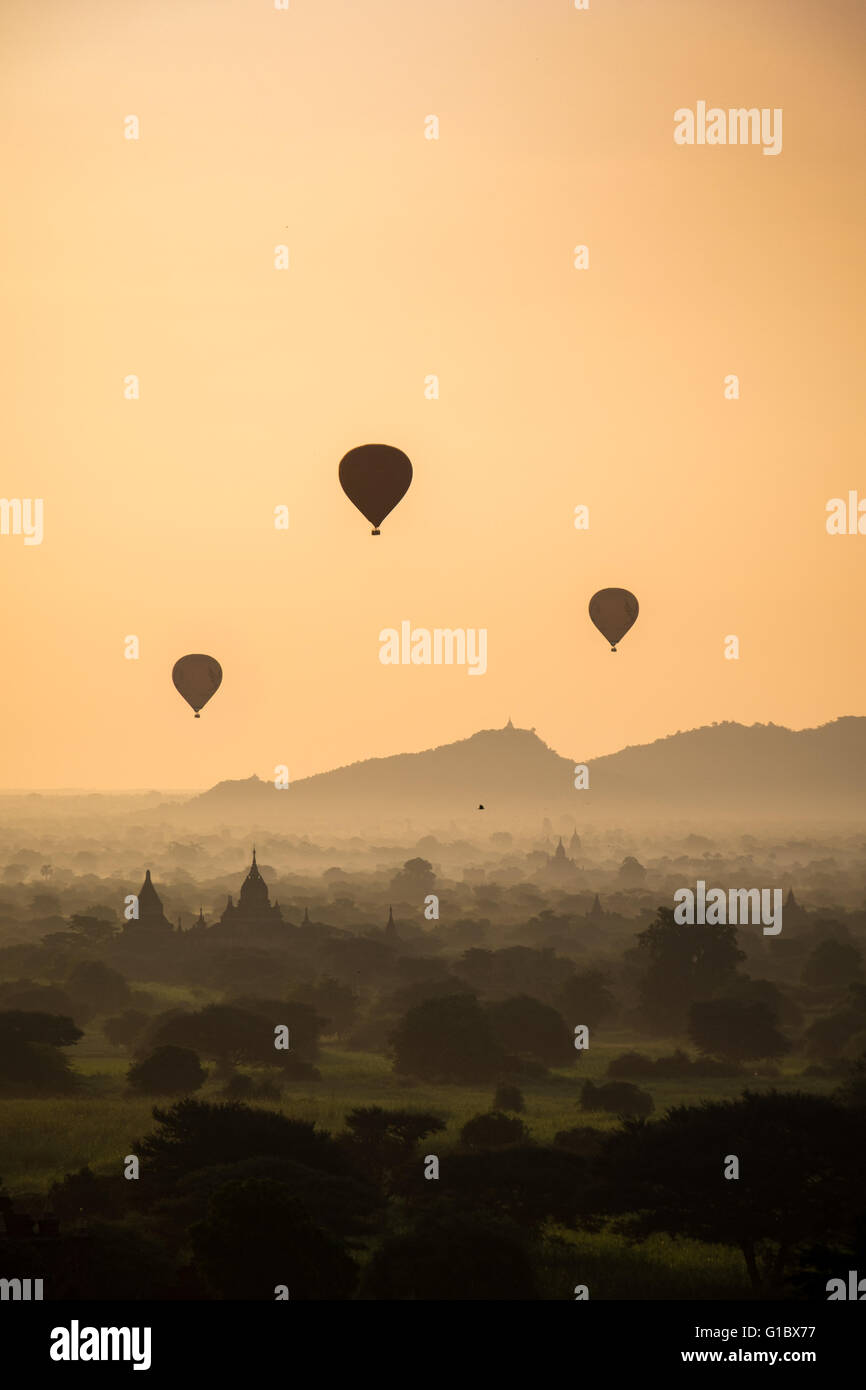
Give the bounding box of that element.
[586,716,866,819]
[183,717,866,827]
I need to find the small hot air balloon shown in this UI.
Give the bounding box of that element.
[339,443,413,535]
[589,589,639,653]
[172,654,222,717]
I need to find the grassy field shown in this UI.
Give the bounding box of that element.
[1,1029,832,1298]
[535,1229,751,1300]
[0,1027,837,1195]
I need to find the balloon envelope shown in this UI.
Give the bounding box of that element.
[589,589,639,651]
[172,654,222,716]
[339,444,413,534]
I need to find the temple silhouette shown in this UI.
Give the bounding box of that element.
[126,850,285,935]
[127,868,175,932]
[219,848,284,929]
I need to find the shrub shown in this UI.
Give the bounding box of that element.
[221,1072,283,1102]
[222,1073,255,1100]
[189,1178,357,1300]
[127,1045,206,1096]
[493,1083,525,1113]
[460,1111,528,1149]
[553,1126,606,1158]
[0,1037,76,1095]
[606,1050,655,1078]
[362,1211,537,1300]
[580,1079,654,1118]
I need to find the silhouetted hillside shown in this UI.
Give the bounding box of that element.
[587,717,866,816]
[183,717,866,827]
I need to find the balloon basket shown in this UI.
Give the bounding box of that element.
[371,528,380,536]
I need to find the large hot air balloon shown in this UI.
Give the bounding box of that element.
[172,654,222,717]
[338,444,413,535]
[589,589,639,652]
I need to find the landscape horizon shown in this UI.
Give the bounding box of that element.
[3,712,863,820]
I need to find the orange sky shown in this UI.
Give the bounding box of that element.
[1,0,864,789]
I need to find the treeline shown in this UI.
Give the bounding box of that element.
[2,1084,865,1298]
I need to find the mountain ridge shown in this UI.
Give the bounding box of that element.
[184,717,866,825]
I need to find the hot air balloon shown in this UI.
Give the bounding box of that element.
[589,589,639,652]
[338,444,413,535]
[172,654,222,717]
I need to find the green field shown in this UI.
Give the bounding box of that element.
[0,1029,840,1299]
[0,1028,837,1194]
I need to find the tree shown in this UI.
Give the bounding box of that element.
[49,1165,129,1221]
[134,1099,348,1188]
[321,936,398,987]
[144,1001,323,1070]
[0,1037,75,1094]
[834,1052,866,1108]
[394,1147,588,1231]
[460,1111,528,1149]
[66,915,116,946]
[167,1157,382,1240]
[721,975,803,1030]
[0,1009,81,1096]
[231,997,325,1061]
[65,959,130,1013]
[0,1010,82,1048]
[790,1208,866,1300]
[390,994,505,1083]
[455,946,574,1004]
[290,978,358,1037]
[38,1218,176,1299]
[635,907,745,1032]
[485,995,572,1067]
[0,980,77,1018]
[618,855,646,886]
[341,1107,446,1181]
[607,1051,656,1078]
[553,1126,606,1159]
[580,1079,654,1118]
[390,857,436,898]
[556,970,617,1030]
[189,1179,357,1299]
[206,949,285,996]
[493,1082,525,1113]
[362,1210,537,1300]
[29,892,61,917]
[688,998,791,1062]
[804,1006,866,1061]
[801,939,863,989]
[595,1091,865,1293]
[127,1046,207,1096]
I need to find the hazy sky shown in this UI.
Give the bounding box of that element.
[2,0,864,788]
